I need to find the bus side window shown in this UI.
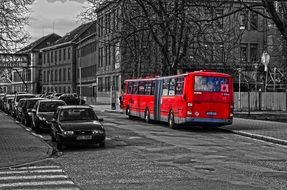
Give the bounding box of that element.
[144,81,152,95]
[128,82,133,94]
[139,81,145,95]
[162,79,169,96]
[151,81,155,95]
[168,78,175,96]
[133,82,139,94]
[175,77,184,95]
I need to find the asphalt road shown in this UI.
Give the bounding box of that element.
[3,111,287,190]
[36,111,287,190]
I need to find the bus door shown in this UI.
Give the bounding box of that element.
[154,79,162,121]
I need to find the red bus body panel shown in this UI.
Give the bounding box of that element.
[123,71,233,127]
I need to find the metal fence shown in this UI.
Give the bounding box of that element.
[234,92,287,111]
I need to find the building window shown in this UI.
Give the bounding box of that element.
[59,49,62,61]
[63,68,66,81]
[68,68,71,81]
[215,9,223,29]
[63,48,66,61]
[250,12,258,30]
[47,52,50,63]
[59,68,62,81]
[105,77,110,91]
[68,47,71,60]
[51,70,53,82]
[43,71,46,83]
[105,45,108,66]
[98,77,103,91]
[51,51,53,63]
[47,70,50,83]
[55,50,57,62]
[55,69,57,81]
[43,54,46,64]
[112,76,119,90]
[250,43,258,62]
[240,44,248,62]
[240,11,248,30]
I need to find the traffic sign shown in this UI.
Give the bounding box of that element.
[261,51,270,71]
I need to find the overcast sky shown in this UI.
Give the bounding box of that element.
[26,0,88,43]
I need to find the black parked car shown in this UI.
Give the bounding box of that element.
[50,105,105,149]
[21,98,46,127]
[31,99,66,133]
[15,99,26,121]
[12,93,35,117]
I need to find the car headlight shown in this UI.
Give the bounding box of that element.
[63,131,74,135]
[38,116,46,121]
[92,130,104,134]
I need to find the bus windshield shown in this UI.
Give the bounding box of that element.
[194,76,229,92]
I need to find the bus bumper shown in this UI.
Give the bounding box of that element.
[178,117,233,127]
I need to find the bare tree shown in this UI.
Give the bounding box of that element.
[0,0,34,53]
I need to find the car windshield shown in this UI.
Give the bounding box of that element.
[27,99,40,109]
[59,108,97,121]
[194,76,229,92]
[38,101,66,112]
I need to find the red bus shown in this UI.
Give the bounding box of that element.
[122,70,233,128]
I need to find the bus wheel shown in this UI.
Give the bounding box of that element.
[145,109,150,123]
[168,111,176,129]
[126,108,132,119]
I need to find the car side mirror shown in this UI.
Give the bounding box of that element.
[98,118,104,122]
[31,109,36,113]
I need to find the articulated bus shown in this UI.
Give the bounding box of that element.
[122,70,233,128]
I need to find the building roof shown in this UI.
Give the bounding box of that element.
[51,21,96,47]
[18,33,61,53]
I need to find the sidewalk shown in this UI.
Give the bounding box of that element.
[0,111,53,169]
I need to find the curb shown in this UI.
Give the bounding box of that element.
[221,128,287,146]
[104,110,123,114]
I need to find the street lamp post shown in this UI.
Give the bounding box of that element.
[238,68,241,111]
[79,55,82,105]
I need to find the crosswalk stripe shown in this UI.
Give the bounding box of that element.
[15,188,80,190]
[0,169,63,174]
[0,180,75,188]
[0,165,79,189]
[0,174,67,180]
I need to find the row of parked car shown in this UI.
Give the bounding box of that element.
[0,92,105,149]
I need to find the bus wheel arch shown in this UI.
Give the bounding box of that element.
[144,108,151,123]
[126,106,133,119]
[168,110,176,129]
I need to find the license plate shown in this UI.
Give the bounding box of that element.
[76,135,92,140]
[206,112,217,116]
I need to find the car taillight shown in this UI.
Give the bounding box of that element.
[187,102,193,116]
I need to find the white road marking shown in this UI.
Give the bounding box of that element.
[0,165,79,189]
[0,169,63,174]
[13,165,60,170]
[0,180,75,188]
[0,174,67,180]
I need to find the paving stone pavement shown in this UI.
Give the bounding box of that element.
[0,111,53,169]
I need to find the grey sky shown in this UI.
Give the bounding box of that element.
[26,0,88,43]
